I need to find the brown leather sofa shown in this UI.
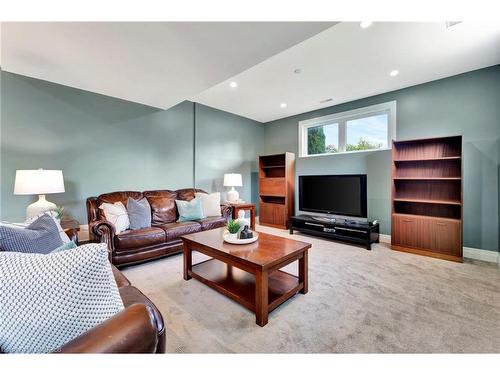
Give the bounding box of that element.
[87,188,231,267]
[0,266,165,354]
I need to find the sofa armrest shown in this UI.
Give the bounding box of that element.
[90,219,116,256]
[55,304,159,354]
[221,204,232,219]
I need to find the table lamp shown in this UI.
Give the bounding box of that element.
[14,169,65,219]
[223,173,242,203]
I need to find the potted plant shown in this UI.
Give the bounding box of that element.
[226,219,241,240]
[54,206,65,222]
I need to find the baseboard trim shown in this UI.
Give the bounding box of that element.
[379,233,499,266]
[379,234,391,244]
[463,246,500,264]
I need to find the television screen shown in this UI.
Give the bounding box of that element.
[299,175,367,217]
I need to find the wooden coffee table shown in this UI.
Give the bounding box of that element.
[182,228,311,326]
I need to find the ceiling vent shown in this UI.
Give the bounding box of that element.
[445,21,462,29]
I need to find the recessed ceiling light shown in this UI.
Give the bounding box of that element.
[390,70,399,77]
[280,103,287,108]
[360,21,373,29]
[229,81,238,88]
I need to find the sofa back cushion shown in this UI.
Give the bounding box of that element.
[143,190,178,225]
[97,191,143,220]
[175,188,207,202]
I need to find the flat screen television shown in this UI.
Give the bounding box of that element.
[299,174,367,218]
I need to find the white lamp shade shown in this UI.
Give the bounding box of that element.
[223,173,242,187]
[14,169,65,195]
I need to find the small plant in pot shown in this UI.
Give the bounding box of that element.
[54,206,65,222]
[226,219,241,240]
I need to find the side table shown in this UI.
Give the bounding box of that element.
[227,202,256,230]
[61,218,80,244]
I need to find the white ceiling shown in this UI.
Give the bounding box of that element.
[194,22,500,122]
[0,22,333,109]
[2,22,499,123]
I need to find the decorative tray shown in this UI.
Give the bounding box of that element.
[223,232,259,244]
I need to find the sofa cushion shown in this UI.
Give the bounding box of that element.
[143,190,177,225]
[127,197,152,230]
[25,210,71,244]
[52,240,77,253]
[156,221,201,242]
[98,191,143,220]
[196,216,227,231]
[114,227,166,250]
[0,243,124,353]
[99,201,130,234]
[195,192,222,217]
[175,198,205,222]
[0,214,63,254]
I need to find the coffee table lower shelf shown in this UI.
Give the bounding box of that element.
[188,258,303,317]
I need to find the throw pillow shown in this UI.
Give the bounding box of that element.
[176,198,205,222]
[127,197,152,230]
[51,240,77,253]
[25,210,71,244]
[99,201,130,234]
[0,214,63,254]
[0,243,124,353]
[195,192,222,217]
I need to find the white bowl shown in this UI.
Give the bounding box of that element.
[223,232,259,244]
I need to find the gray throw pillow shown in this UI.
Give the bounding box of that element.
[127,197,152,230]
[0,243,124,353]
[0,214,63,254]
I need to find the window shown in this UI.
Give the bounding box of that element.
[307,123,338,155]
[299,101,396,157]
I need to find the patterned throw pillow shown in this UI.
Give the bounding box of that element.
[0,243,124,353]
[195,192,222,217]
[99,201,130,234]
[176,197,205,222]
[0,214,63,254]
[25,210,71,244]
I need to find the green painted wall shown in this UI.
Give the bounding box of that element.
[264,65,500,252]
[0,71,264,224]
[194,103,264,207]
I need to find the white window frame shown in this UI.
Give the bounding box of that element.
[298,101,397,158]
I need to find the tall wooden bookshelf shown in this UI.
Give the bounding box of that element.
[391,136,463,262]
[258,152,295,229]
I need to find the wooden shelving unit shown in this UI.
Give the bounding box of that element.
[391,136,463,262]
[258,152,295,229]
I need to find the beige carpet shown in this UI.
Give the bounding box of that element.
[122,225,500,353]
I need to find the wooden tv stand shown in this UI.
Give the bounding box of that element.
[289,215,379,250]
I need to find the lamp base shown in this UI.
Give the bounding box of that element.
[226,187,240,203]
[26,195,57,219]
